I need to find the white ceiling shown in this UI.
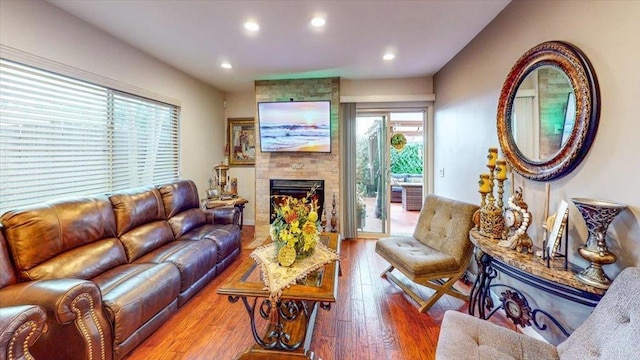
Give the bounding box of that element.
[47,0,510,93]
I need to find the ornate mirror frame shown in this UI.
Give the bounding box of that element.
[497,41,600,181]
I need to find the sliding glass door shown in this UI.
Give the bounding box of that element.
[355,114,388,236]
[354,108,429,238]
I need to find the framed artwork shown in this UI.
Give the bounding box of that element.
[228,118,256,166]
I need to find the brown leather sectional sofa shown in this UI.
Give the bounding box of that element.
[0,304,48,360]
[0,180,242,360]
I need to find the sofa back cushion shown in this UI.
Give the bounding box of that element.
[0,228,17,287]
[558,266,640,359]
[157,180,207,238]
[0,197,126,281]
[109,187,175,262]
[412,195,479,266]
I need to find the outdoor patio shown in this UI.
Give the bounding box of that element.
[360,196,421,236]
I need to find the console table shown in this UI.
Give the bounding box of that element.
[204,196,248,229]
[468,228,605,337]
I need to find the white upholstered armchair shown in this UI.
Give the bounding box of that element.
[436,266,640,359]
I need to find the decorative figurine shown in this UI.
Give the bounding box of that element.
[498,187,533,254]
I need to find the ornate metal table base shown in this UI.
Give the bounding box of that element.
[468,248,603,338]
[229,295,331,353]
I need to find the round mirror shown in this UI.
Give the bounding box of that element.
[497,41,599,181]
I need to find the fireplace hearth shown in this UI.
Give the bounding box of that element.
[270,179,325,223]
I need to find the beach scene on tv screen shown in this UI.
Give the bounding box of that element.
[259,101,331,152]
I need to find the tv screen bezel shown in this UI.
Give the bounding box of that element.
[257,100,332,153]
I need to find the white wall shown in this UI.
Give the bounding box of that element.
[224,91,257,225]
[341,77,433,95]
[0,0,226,197]
[434,0,640,272]
[434,0,640,342]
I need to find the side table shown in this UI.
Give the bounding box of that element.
[399,182,423,211]
[468,228,605,338]
[205,196,249,229]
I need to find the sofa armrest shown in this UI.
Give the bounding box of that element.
[0,305,48,360]
[205,206,240,226]
[0,279,112,360]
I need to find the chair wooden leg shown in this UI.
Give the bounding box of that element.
[380,265,394,278]
[381,266,470,313]
[385,271,425,308]
[418,277,460,312]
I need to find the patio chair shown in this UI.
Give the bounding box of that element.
[375,194,479,312]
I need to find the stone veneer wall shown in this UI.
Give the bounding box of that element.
[254,78,340,241]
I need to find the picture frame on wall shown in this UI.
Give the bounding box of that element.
[228,118,256,166]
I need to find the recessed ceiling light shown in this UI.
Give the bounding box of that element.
[383,53,395,61]
[244,21,259,32]
[310,17,326,27]
[221,63,232,69]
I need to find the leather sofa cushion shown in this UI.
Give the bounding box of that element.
[25,238,127,281]
[0,197,118,279]
[157,180,201,219]
[167,208,207,239]
[134,240,218,292]
[0,230,17,288]
[157,181,208,237]
[110,188,166,237]
[92,262,181,346]
[118,221,175,263]
[178,224,240,263]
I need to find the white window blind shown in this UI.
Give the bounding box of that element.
[0,59,179,213]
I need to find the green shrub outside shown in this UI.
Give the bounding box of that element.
[390,143,423,174]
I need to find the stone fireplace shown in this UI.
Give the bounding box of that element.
[269,179,325,223]
[254,77,340,241]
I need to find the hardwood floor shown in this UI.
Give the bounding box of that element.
[127,226,516,360]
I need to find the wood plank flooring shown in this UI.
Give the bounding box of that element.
[126,226,516,360]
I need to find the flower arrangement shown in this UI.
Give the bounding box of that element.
[270,187,321,266]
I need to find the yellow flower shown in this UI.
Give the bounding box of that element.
[302,221,317,235]
[290,220,301,234]
[308,211,318,222]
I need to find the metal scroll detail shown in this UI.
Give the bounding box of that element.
[229,295,326,351]
[468,249,576,338]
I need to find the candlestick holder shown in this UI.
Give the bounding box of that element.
[479,163,505,239]
[321,208,327,232]
[479,192,487,208]
[330,194,337,233]
[496,178,506,209]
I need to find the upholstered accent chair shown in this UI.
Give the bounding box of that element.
[375,194,479,312]
[436,266,640,359]
[0,305,48,360]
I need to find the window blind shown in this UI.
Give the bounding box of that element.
[0,59,179,213]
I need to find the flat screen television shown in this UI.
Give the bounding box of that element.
[258,100,331,153]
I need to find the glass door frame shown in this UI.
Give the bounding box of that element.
[354,112,390,238]
[355,105,433,239]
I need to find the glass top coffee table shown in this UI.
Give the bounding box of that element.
[218,232,340,359]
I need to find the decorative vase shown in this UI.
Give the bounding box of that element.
[273,232,317,266]
[572,198,627,289]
